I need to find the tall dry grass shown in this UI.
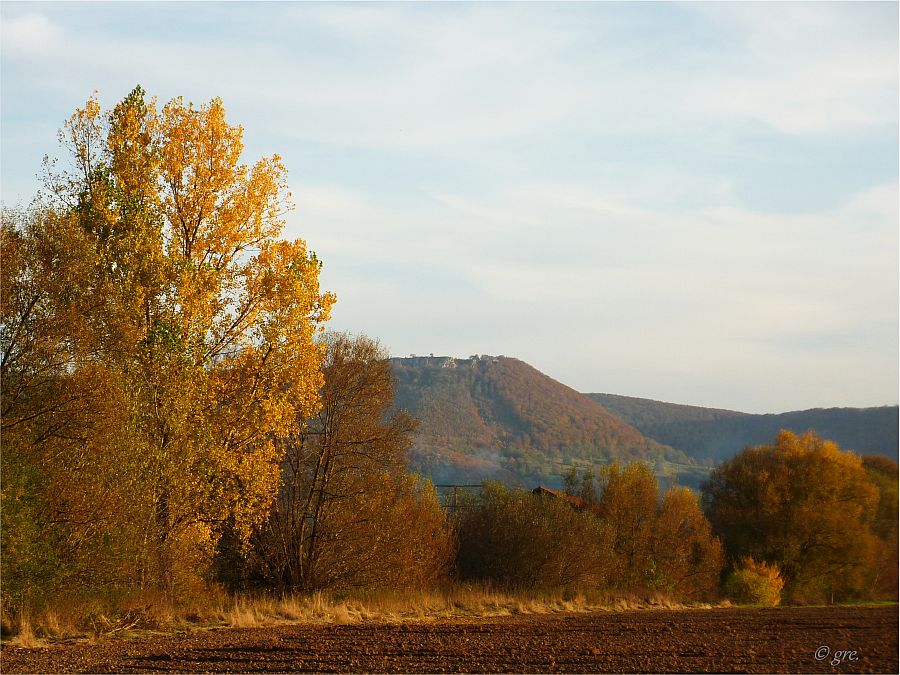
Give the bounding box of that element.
[2,584,707,644]
[179,584,701,628]
[6,613,44,648]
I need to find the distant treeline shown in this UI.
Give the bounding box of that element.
[589,393,899,463]
[456,469,723,601]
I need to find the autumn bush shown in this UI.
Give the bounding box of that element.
[651,486,725,601]
[862,455,899,599]
[723,558,784,607]
[456,470,724,602]
[559,463,724,600]
[456,483,613,591]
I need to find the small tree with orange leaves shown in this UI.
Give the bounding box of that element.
[723,558,784,606]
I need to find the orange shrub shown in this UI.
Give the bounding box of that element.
[724,557,784,606]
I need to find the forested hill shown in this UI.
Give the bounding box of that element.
[390,356,690,487]
[587,393,899,462]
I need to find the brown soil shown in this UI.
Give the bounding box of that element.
[1,606,896,673]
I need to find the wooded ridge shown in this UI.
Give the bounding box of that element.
[391,355,898,487]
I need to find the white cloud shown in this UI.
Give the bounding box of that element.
[839,183,900,229]
[5,2,896,159]
[681,2,898,134]
[1,13,61,58]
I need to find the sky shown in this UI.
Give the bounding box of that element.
[1,1,897,413]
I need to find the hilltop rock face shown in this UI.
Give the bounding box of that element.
[391,356,687,486]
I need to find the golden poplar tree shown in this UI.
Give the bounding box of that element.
[2,86,334,596]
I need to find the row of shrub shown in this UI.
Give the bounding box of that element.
[455,469,724,601]
[451,431,897,607]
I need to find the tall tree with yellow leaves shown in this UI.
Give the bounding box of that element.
[2,86,334,598]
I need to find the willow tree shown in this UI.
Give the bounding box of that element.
[702,431,886,602]
[1,86,333,596]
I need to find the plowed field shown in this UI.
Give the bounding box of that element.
[2,606,896,673]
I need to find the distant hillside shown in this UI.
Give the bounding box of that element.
[391,356,690,487]
[587,393,899,462]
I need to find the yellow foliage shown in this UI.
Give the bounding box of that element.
[1,86,333,598]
